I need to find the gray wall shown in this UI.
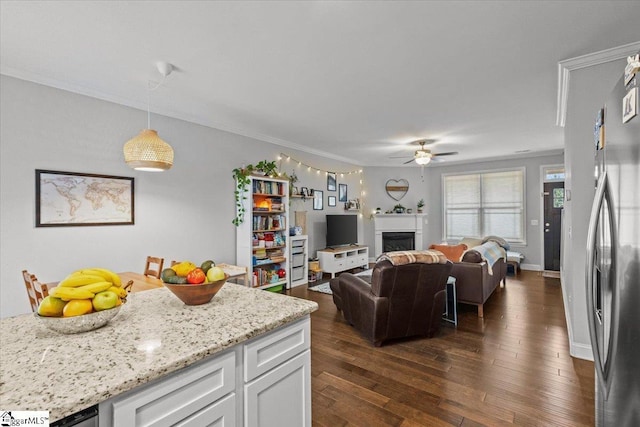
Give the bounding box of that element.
[562,59,624,360]
[0,76,360,317]
[363,153,564,267]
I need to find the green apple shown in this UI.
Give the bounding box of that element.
[38,295,67,317]
[206,266,226,282]
[92,290,119,311]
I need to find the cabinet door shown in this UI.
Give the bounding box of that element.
[101,350,235,426]
[244,350,311,427]
[174,393,236,427]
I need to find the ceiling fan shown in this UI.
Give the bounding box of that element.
[391,139,458,165]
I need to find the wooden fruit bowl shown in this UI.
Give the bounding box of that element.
[163,274,229,305]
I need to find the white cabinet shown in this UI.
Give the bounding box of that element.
[289,235,308,288]
[244,317,311,427]
[99,350,236,426]
[99,317,311,427]
[244,350,310,427]
[236,176,289,291]
[317,246,369,278]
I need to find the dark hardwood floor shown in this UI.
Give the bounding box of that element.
[287,270,595,427]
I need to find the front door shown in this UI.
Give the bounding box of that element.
[543,182,564,271]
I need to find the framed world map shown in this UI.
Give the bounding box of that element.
[35,169,134,227]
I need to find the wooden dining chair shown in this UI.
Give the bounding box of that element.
[22,270,49,312]
[144,256,165,279]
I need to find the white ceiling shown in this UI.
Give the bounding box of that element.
[2,1,639,166]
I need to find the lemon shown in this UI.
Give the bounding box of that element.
[171,261,197,277]
[62,299,94,317]
[37,296,67,317]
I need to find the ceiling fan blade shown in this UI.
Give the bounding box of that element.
[403,158,416,164]
[388,155,413,159]
[432,151,458,157]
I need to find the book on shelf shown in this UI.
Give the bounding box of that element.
[253,180,284,196]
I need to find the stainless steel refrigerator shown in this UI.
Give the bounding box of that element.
[586,59,640,426]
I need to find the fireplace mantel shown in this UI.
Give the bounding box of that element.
[373,214,426,257]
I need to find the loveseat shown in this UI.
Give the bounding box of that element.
[330,250,452,346]
[430,237,508,318]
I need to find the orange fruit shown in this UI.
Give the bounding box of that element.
[62,299,94,317]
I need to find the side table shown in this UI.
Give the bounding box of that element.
[443,276,457,325]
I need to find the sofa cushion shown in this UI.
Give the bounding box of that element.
[461,250,483,263]
[482,235,511,251]
[428,243,468,262]
[459,237,483,249]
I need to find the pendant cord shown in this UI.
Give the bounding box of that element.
[146,83,151,129]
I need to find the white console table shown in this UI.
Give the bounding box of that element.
[317,245,369,278]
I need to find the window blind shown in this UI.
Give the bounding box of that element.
[444,169,524,242]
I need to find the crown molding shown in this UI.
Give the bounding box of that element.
[0,67,363,167]
[556,41,640,127]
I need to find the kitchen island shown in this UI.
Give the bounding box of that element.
[0,283,318,425]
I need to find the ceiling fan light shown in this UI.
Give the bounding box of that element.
[123,129,174,171]
[415,156,431,165]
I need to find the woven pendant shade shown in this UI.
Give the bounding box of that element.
[123,129,174,171]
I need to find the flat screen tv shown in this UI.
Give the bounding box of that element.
[326,214,358,248]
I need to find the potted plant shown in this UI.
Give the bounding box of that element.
[393,204,406,214]
[417,199,425,213]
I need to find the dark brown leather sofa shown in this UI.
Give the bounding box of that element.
[330,259,453,346]
[450,250,507,318]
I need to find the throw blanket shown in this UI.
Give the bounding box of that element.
[469,241,506,275]
[482,235,511,251]
[377,250,448,266]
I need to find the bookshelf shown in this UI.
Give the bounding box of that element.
[236,175,290,291]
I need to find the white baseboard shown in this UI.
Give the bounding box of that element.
[521,263,541,271]
[570,341,594,361]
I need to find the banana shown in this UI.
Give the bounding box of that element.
[77,281,112,294]
[59,274,106,288]
[72,268,122,287]
[50,286,95,301]
[107,286,128,298]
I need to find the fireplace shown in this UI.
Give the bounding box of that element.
[382,232,415,252]
[373,214,425,257]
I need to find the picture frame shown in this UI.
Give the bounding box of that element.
[327,172,337,191]
[313,190,324,210]
[338,183,347,202]
[328,196,336,207]
[622,87,637,124]
[36,169,134,227]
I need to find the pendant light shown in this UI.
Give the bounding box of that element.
[124,62,175,172]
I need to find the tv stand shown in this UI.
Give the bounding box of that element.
[317,245,369,278]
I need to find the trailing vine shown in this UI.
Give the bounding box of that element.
[232,160,278,226]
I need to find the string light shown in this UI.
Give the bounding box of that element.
[277,152,367,215]
[278,153,363,176]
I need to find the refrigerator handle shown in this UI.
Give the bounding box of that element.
[585,171,608,396]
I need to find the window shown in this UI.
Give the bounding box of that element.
[443,169,525,243]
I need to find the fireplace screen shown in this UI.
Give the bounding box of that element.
[382,232,415,252]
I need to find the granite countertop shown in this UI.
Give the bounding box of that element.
[0,284,317,422]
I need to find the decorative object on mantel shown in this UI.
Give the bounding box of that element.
[393,204,406,214]
[123,61,175,172]
[417,199,425,213]
[231,160,278,226]
[376,207,381,214]
[385,179,409,201]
